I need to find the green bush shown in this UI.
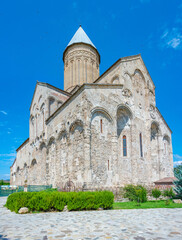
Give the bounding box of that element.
[5,192,34,213]
[162,188,175,199]
[152,188,161,200]
[6,190,114,213]
[123,184,147,203]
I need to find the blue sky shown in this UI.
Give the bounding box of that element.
[0,0,182,180]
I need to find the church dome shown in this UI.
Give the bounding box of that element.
[67,26,97,49]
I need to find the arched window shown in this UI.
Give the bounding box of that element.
[123,135,127,156]
[140,133,143,157]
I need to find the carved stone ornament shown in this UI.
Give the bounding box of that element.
[122,88,132,98]
[149,104,156,119]
[150,113,156,119]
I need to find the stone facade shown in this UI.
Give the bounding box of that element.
[10,27,174,189]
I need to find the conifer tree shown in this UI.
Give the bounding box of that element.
[174,164,182,199]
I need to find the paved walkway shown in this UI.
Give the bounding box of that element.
[0,197,182,240]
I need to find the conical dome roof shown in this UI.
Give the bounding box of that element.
[66,26,96,49]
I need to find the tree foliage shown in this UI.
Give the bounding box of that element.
[174,164,182,199]
[0,180,10,185]
[123,184,147,203]
[152,188,161,200]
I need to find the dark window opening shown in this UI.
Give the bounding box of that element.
[100,119,103,133]
[123,135,127,156]
[140,133,143,157]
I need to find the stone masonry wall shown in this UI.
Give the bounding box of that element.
[10,56,173,189]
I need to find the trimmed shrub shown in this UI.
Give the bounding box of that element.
[152,188,161,200]
[6,192,34,213]
[123,184,147,203]
[6,190,114,213]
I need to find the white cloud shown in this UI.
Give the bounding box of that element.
[160,28,182,49]
[173,154,182,166]
[174,154,182,160]
[0,110,7,115]
[174,161,182,166]
[167,37,181,48]
[161,30,168,39]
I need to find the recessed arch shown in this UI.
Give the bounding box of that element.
[111,75,120,84]
[117,104,133,119]
[38,95,42,103]
[31,159,37,166]
[33,103,36,111]
[90,107,113,185]
[70,120,84,134]
[57,101,63,108]
[151,121,160,140]
[30,115,35,127]
[48,136,55,146]
[58,129,68,140]
[163,134,170,144]
[40,103,45,111]
[124,72,132,90]
[117,105,133,137]
[133,69,145,81]
[39,141,46,150]
[48,97,55,116]
[17,166,20,172]
[90,107,113,123]
[133,69,146,91]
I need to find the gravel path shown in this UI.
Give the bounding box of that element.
[0,197,182,240]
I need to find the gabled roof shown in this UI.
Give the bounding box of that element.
[67,26,96,49]
[154,177,176,183]
[94,54,155,89]
[29,81,71,111]
[16,138,29,152]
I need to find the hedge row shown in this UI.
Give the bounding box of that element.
[6,191,114,213]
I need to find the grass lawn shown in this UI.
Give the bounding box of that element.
[113,200,182,209]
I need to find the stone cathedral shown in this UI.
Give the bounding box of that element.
[10,26,174,189]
